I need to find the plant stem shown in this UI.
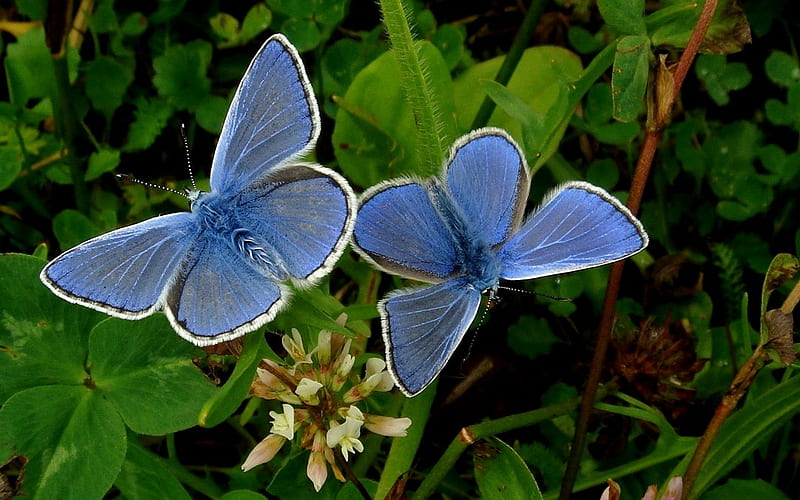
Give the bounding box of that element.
[379,0,447,175]
[376,381,437,499]
[682,346,769,499]
[470,0,547,130]
[559,1,720,498]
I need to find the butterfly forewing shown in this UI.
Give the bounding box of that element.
[210,34,320,194]
[498,181,649,280]
[445,129,530,248]
[381,279,482,396]
[353,181,460,282]
[40,213,195,317]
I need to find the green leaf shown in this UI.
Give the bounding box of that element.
[649,0,751,54]
[683,375,800,498]
[219,491,268,500]
[695,54,752,106]
[280,18,321,52]
[89,315,216,435]
[506,315,560,360]
[320,31,384,117]
[431,24,466,70]
[152,40,213,111]
[150,0,187,24]
[16,0,48,20]
[195,94,229,134]
[474,437,543,500]
[85,148,121,181]
[0,255,102,401]
[611,35,650,122]
[598,0,646,36]
[0,146,21,191]
[52,209,102,250]
[121,12,148,36]
[267,0,314,18]
[314,0,348,27]
[209,12,241,42]
[114,440,192,500]
[760,253,800,317]
[453,46,583,170]
[84,56,133,118]
[211,5,272,48]
[764,50,800,87]
[703,479,790,500]
[0,385,127,500]
[123,97,174,152]
[4,26,55,105]
[240,4,272,42]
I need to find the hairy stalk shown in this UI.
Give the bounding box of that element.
[559,1,720,498]
[379,0,447,175]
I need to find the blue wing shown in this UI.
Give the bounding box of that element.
[233,163,356,283]
[380,278,482,396]
[498,181,649,280]
[445,128,530,247]
[353,181,460,282]
[164,232,286,345]
[40,213,195,317]
[210,34,319,195]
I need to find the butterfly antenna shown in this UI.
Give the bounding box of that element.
[116,174,190,199]
[459,293,495,373]
[180,123,198,191]
[497,284,571,302]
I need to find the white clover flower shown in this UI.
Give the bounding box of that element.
[243,321,412,491]
[295,377,324,405]
[241,434,286,472]
[269,403,295,440]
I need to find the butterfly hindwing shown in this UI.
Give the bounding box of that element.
[445,128,529,247]
[210,34,319,194]
[40,213,195,317]
[353,181,460,282]
[380,278,483,396]
[234,163,355,283]
[164,231,285,345]
[498,181,649,280]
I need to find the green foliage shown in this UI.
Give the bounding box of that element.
[0,255,216,499]
[474,437,544,500]
[1,0,800,499]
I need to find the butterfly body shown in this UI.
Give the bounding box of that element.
[41,35,356,346]
[353,127,648,396]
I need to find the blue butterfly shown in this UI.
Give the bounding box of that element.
[40,34,356,346]
[352,127,649,396]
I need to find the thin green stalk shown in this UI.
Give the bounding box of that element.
[51,52,89,214]
[470,0,548,130]
[379,0,446,175]
[375,381,437,500]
